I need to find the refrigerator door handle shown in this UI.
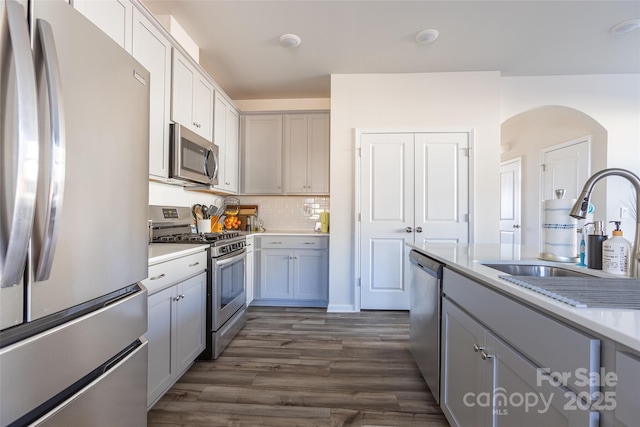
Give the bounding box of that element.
[1,0,39,289]
[33,19,66,282]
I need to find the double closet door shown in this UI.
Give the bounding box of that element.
[359,132,470,309]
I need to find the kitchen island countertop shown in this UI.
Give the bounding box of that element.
[408,242,640,353]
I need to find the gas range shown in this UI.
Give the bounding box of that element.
[149,205,246,257]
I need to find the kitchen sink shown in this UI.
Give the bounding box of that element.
[482,263,592,278]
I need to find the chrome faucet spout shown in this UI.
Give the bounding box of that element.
[569,168,640,277]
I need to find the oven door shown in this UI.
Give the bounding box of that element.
[212,249,246,330]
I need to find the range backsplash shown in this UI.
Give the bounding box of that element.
[237,195,329,231]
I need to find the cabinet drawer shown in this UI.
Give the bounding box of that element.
[143,251,207,295]
[256,236,328,249]
[443,268,600,397]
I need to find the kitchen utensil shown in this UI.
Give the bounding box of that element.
[192,204,203,220]
[201,205,209,219]
[224,197,240,216]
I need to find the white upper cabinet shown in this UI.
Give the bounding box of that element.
[284,113,329,194]
[214,93,240,193]
[73,0,133,52]
[171,50,214,141]
[131,7,172,179]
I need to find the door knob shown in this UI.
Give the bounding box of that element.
[513,224,521,229]
[405,227,412,233]
[416,227,423,233]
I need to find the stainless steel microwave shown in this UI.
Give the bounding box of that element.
[170,123,219,186]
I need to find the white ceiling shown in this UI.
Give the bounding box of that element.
[141,0,640,100]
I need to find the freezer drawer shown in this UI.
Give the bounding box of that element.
[32,339,148,427]
[0,285,147,426]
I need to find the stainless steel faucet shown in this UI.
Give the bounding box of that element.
[569,168,640,277]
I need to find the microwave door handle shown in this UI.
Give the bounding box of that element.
[212,150,219,181]
[33,19,66,281]
[204,148,217,182]
[1,0,39,288]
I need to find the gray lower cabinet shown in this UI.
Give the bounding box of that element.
[614,351,640,426]
[253,236,328,306]
[143,250,207,408]
[441,268,600,427]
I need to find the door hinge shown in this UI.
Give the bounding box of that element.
[465,213,470,222]
[464,147,472,157]
[541,164,546,172]
[358,213,361,222]
[357,148,362,157]
[357,278,361,288]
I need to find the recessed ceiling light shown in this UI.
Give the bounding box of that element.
[279,34,302,48]
[610,19,640,35]
[415,29,439,44]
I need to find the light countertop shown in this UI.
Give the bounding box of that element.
[245,230,329,237]
[148,243,209,266]
[408,242,640,353]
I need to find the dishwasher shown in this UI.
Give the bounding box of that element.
[409,249,444,404]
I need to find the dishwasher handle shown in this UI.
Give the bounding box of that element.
[409,250,443,279]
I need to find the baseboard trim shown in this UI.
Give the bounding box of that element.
[326,304,356,313]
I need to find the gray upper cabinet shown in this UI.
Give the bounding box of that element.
[214,93,240,193]
[131,7,172,179]
[242,112,330,195]
[284,113,330,194]
[171,49,214,142]
[241,115,284,194]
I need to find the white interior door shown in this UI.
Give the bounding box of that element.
[414,133,469,245]
[359,132,469,310]
[360,133,414,310]
[541,138,590,201]
[499,158,522,244]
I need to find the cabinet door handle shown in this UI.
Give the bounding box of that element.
[189,262,200,267]
[481,351,493,360]
[173,293,185,302]
[150,273,166,280]
[405,227,413,233]
[271,241,283,244]
[415,227,423,233]
[303,242,316,245]
[473,344,483,352]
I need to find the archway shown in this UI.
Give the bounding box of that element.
[500,105,608,247]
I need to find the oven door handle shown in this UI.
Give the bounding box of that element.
[215,249,246,267]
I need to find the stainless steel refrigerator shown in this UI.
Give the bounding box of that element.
[1,0,150,425]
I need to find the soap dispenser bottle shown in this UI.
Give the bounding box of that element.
[587,220,607,270]
[602,221,631,275]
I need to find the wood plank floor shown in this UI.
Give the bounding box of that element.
[148,306,450,427]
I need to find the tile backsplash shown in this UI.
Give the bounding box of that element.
[237,195,330,231]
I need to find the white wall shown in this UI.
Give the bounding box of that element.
[500,74,640,240]
[235,98,330,112]
[329,71,502,311]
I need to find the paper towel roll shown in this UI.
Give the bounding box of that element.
[541,199,578,261]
